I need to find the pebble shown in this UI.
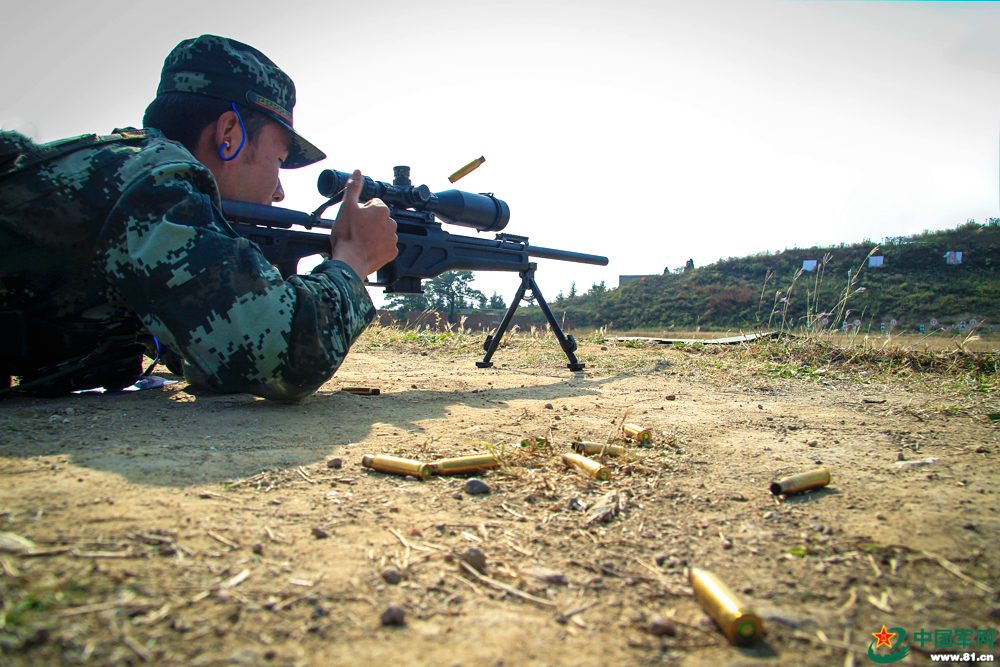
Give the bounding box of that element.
[975,445,990,454]
[380,605,406,626]
[311,526,330,539]
[665,395,676,401]
[464,478,491,495]
[544,403,553,409]
[251,543,264,555]
[567,497,583,511]
[529,567,567,585]
[381,568,402,585]
[461,548,488,573]
[807,440,818,447]
[647,615,677,637]
[895,457,940,471]
[326,457,343,469]
[896,452,905,461]
[451,491,463,500]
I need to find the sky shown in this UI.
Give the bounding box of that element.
[4,0,1000,309]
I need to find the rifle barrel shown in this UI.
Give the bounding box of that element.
[528,245,609,266]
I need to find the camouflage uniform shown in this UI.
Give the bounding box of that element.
[0,36,375,401]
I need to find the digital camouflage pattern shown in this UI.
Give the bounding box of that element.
[0,128,375,401]
[157,35,325,169]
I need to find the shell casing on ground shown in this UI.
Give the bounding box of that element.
[341,387,380,395]
[689,567,765,646]
[623,423,653,443]
[361,454,431,480]
[770,468,831,496]
[447,156,485,183]
[429,454,500,475]
[572,441,626,457]
[561,452,612,482]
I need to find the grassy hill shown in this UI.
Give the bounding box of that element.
[535,220,1000,332]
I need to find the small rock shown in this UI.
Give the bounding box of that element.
[311,526,330,539]
[251,543,264,555]
[814,563,828,574]
[647,615,677,637]
[0,531,35,554]
[381,568,402,584]
[807,440,818,447]
[975,445,990,454]
[654,554,674,567]
[529,567,567,585]
[665,395,676,401]
[461,547,488,573]
[326,457,343,469]
[451,491,463,500]
[895,457,940,472]
[896,452,905,461]
[600,346,608,351]
[567,497,583,511]
[65,407,75,416]
[544,403,553,409]
[465,478,491,495]
[381,605,406,626]
[876,513,886,521]
[963,523,977,531]
[763,512,774,519]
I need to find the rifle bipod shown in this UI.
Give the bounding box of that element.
[477,263,584,372]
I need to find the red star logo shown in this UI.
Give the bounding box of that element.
[872,625,896,648]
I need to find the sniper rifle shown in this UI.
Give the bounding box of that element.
[221,166,609,371]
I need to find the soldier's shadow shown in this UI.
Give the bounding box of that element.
[1,371,626,488]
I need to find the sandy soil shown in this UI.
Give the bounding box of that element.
[1,334,998,666]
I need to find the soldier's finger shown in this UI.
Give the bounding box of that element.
[341,169,363,209]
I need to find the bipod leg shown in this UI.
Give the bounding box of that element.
[477,270,530,369]
[523,272,585,371]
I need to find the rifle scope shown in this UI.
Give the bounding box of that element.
[317,167,510,233]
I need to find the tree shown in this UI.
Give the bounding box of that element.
[663,267,670,274]
[424,271,486,322]
[588,280,607,295]
[489,291,506,309]
[556,289,565,303]
[684,259,695,272]
[568,281,577,298]
[384,292,430,320]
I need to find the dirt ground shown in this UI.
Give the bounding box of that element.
[1,330,998,666]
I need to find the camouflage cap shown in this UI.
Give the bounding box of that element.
[156,35,325,169]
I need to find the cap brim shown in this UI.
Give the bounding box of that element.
[278,122,325,169]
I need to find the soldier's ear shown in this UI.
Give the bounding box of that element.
[214,110,242,153]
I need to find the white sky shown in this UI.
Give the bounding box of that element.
[4,0,999,308]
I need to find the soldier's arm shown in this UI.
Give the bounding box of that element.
[97,152,375,401]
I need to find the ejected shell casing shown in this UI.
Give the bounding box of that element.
[623,423,653,444]
[572,441,626,457]
[429,454,499,475]
[362,454,430,480]
[689,567,765,646]
[561,452,612,482]
[770,468,831,496]
[341,387,380,395]
[448,156,485,183]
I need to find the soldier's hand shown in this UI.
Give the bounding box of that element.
[329,170,398,278]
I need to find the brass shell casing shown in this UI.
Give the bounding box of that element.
[430,454,500,475]
[448,156,486,183]
[361,454,430,480]
[572,441,626,457]
[689,567,765,646]
[561,452,611,482]
[770,468,831,496]
[341,387,380,395]
[623,423,653,444]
